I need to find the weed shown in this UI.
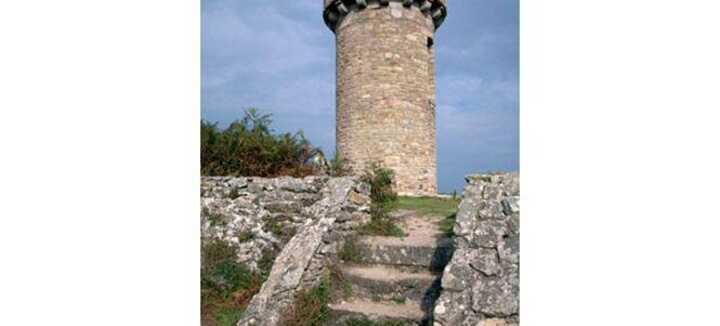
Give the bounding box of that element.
[358,164,404,237]
[215,309,244,326]
[329,154,349,177]
[263,219,296,242]
[203,207,227,227]
[228,187,241,200]
[358,217,405,237]
[201,239,269,326]
[257,248,276,278]
[338,237,362,263]
[328,262,353,299]
[370,293,383,302]
[235,230,254,243]
[391,296,406,304]
[279,275,331,326]
[361,163,397,204]
[344,319,408,326]
[438,213,457,237]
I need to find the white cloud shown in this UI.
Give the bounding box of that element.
[202,1,330,89]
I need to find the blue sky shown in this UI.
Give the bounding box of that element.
[202,0,518,193]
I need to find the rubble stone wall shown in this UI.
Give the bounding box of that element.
[433,172,520,326]
[201,176,370,271]
[201,176,371,326]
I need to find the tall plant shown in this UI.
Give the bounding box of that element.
[201,108,318,177]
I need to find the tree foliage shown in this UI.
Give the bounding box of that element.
[201,108,318,177]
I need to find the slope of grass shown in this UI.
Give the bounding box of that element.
[391,196,460,236]
[391,196,460,218]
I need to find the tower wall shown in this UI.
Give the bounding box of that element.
[324,0,447,196]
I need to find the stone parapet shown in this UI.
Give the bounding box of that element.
[323,0,447,32]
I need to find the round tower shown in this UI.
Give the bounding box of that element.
[323,0,447,196]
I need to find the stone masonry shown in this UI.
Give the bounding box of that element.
[323,0,448,196]
[434,173,520,326]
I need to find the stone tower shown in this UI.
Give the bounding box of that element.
[323,0,447,196]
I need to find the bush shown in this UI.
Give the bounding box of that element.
[338,236,361,263]
[361,163,397,204]
[280,275,332,326]
[358,164,403,237]
[201,239,269,326]
[201,108,319,177]
[328,154,349,177]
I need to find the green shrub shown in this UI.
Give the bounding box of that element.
[201,239,269,326]
[202,207,227,227]
[263,219,297,243]
[328,154,349,177]
[338,236,362,263]
[201,108,319,178]
[228,187,241,200]
[361,163,397,204]
[215,309,244,326]
[257,248,276,279]
[280,275,332,326]
[235,230,254,243]
[358,164,403,237]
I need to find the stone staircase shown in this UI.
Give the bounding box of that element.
[328,211,454,325]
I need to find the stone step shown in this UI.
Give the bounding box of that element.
[341,264,439,303]
[327,298,426,325]
[356,235,453,270]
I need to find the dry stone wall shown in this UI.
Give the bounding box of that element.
[324,0,448,196]
[201,176,370,271]
[201,176,371,326]
[433,172,520,326]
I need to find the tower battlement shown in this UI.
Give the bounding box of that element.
[323,0,447,32]
[323,0,447,196]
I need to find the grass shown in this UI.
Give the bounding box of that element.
[391,196,460,218]
[391,196,460,237]
[203,207,227,227]
[228,187,241,200]
[357,216,405,237]
[263,218,297,243]
[338,236,362,263]
[235,230,254,243]
[390,296,406,304]
[328,263,353,299]
[344,319,409,326]
[438,213,457,237]
[280,275,332,326]
[215,309,244,326]
[201,239,274,326]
